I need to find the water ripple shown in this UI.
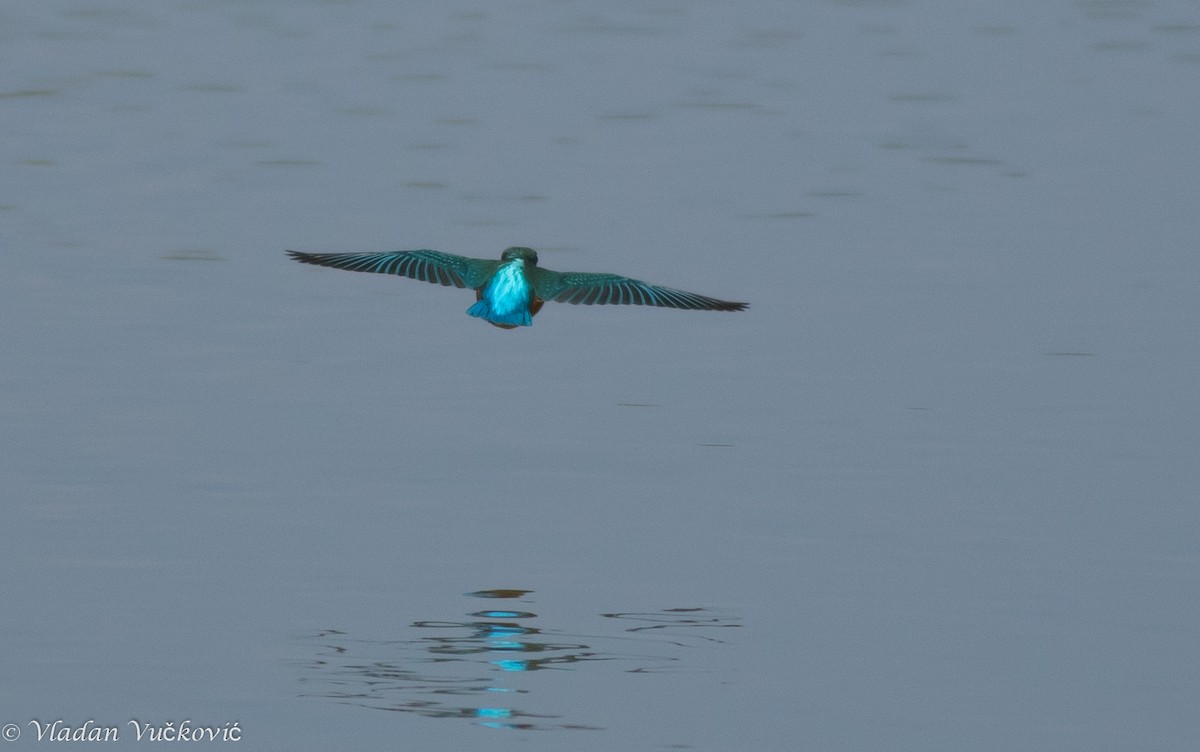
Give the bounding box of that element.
[299,589,740,731]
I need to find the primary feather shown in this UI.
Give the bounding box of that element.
[285,250,495,289]
[530,270,747,311]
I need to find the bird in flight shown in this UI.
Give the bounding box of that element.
[286,246,747,329]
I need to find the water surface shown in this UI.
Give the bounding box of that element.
[2,1,1198,750]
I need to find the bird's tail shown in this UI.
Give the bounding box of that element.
[467,301,532,328]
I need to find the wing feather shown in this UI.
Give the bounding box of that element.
[533,270,746,312]
[286,250,495,289]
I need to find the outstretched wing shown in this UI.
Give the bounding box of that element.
[285,250,496,289]
[531,270,747,311]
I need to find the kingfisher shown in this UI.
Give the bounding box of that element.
[286,246,747,329]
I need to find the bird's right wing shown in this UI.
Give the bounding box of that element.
[533,270,747,311]
[286,250,496,289]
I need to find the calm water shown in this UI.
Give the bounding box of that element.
[3,1,1198,750]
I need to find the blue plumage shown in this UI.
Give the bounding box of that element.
[286,246,746,328]
[466,260,534,327]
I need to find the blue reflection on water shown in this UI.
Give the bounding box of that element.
[492,659,529,672]
[471,610,533,619]
[299,588,740,731]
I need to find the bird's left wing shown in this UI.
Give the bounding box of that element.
[531,270,747,311]
[286,250,495,289]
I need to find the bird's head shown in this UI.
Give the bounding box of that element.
[500,247,538,265]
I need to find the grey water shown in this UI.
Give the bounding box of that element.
[2,1,1199,750]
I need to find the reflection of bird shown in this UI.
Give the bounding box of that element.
[286,246,747,329]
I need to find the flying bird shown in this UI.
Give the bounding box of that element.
[286,246,747,329]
